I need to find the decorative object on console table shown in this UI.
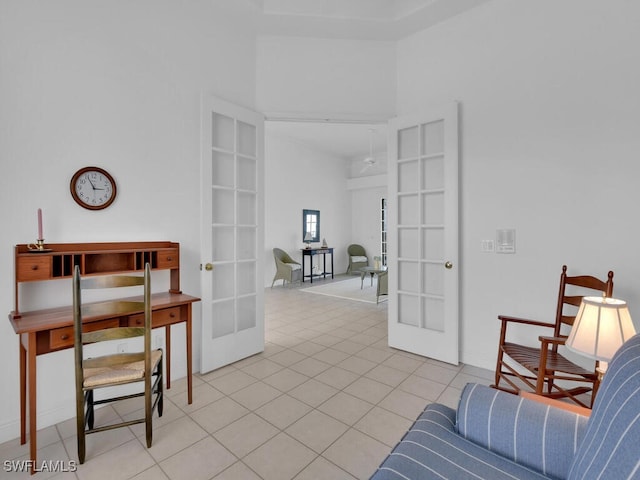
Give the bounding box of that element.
[304,232,312,249]
[566,296,636,397]
[8,241,200,473]
[28,209,51,252]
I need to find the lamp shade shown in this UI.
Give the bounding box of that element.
[566,296,636,362]
[304,232,313,242]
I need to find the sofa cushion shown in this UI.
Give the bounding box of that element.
[351,256,368,263]
[568,334,640,480]
[457,384,588,480]
[371,402,551,480]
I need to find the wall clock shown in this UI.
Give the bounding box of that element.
[70,166,117,210]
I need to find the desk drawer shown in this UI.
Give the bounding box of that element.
[128,306,181,328]
[49,319,120,350]
[156,250,179,269]
[17,256,51,281]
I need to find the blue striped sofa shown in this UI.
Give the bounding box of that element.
[371,333,640,480]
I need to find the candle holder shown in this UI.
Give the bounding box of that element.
[28,239,46,251]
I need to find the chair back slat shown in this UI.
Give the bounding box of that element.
[81,275,145,289]
[81,301,145,319]
[83,327,145,344]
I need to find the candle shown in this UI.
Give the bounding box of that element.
[37,208,43,240]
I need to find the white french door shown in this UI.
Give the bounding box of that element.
[388,102,459,365]
[200,95,264,373]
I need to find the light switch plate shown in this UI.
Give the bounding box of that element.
[481,240,495,253]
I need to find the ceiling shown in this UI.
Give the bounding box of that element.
[260,0,490,162]
[258,0,491,41]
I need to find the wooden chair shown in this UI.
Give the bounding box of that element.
[493,265,614,408]
[346,244,368,274]
[73,263,163,464]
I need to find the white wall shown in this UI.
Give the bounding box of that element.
[397,0,640,369]
[256,35,396,118]
[0,0,258,442]
[348,153,388,269]
[264,129,351,286]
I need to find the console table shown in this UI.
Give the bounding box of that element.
[301,247,334,283]
[8,241,200,472]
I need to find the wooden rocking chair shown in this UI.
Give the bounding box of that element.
[492,265,614,408]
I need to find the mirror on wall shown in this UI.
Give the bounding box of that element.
[303,209,320,243]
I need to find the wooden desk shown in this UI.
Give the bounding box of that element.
[8,241,200,472]
[301,247,334,283]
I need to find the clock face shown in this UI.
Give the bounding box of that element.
[70,167,117,210]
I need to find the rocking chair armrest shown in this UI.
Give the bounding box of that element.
[498,315,556,329]
[519,391,591,417]
[538,335,567,346]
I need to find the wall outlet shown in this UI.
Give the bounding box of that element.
[117,343,127,353]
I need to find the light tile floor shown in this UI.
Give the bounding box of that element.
[1,277,494,480]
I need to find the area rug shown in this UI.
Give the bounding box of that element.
[301,276,386,304]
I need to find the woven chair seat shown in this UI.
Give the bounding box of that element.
[84,349,162,388]
[503,342,596,378]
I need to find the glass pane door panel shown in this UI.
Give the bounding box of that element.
[398,294,420,326]
[237,121,257,157]
[211,151,234,188]
[237,192,256,225]
[421,120,444,155]
[422,156,444,190]
[398,126,419,160]
[398,228,419,258]
[237,227,256,260]
[212,113,235,151]
[212,189,234,224]
[237,296,257,331]
[398,195,419,225]
[398,160,419,193]
[212,226,234,262]
[423,228,444,260]
[237,261,256,296]
[212,300,235,338]
[423,263,444,296]
[422,192,444,225]
[423,297,445,332]
[398,261,419,293]
[237,156,256,191]
[212,263,234,300]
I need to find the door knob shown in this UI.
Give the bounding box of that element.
[204,263,213,271]
[444,261,453,269]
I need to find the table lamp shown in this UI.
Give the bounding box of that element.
[566,296,636,383]
[304,232,312,249]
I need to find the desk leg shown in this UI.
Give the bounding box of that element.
[19,337,26,445]
[28,333,37,473]
[165,325,171,390]
[186,304,193,405]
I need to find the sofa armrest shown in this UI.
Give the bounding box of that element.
[519,391,591,417]
[457,384,589,479]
